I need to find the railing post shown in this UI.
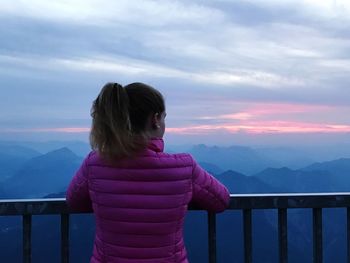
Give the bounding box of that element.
[61,213,70,263]
[347,207,350,263]
[22,214,32,263]
[278,208,288,263]
[313,208,323,263]
[208,212,217,263]
[243,209,252,263]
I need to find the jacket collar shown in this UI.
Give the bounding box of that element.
[148,138,164,152]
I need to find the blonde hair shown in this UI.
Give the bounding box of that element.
[90,82,165,160]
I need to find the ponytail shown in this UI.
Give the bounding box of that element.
[90,83,147,160]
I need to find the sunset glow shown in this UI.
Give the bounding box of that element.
[3,120,349,135]
[200,103,333,122]
[1,100,349,138]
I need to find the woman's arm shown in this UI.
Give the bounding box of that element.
[66,154,93,212]
[191,157,230,212]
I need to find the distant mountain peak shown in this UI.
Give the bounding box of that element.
[23,147,81,166]
[43,147,78,158]
[302,158,350,175]
[255,167,296,178]
[220,169,246,177]
[260,166,293,173]
[192,144,252,151]
[275,167,293,172]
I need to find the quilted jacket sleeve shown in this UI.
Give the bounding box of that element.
[66,154,93,212]
[190,157,230,212]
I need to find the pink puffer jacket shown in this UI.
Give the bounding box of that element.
[66,138,230,263]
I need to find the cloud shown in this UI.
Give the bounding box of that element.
[319,59,350,72]
[0,0,226,26]
[1,0,350,144]
[200,112,253,121]
[1,0,349,92]
[238,0,350,21]
[193,70,305,88]
[1,53,305,89]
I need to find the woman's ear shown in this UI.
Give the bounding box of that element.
[152,113,161,129]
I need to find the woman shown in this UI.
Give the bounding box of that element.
[66,82,230,263]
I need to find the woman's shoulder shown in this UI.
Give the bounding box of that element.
[157,151,195,166]
[162,151,192,159]
[82,150,101,165]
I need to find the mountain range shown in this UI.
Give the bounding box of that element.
[0,141,350,262]
[1,141,350,198]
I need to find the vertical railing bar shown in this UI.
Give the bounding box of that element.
[243,209,252,263]
[208,212,217,263]
[278,208,288,263]
[347,207,350,263]
[313,208,323,263]
[61,213,70,263]
[22,214,32,263]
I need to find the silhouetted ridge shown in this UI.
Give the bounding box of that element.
[198,162,223,175]
[301,158,350,190]
[43,192,66,198]
[257,167,296,177]
[215,169,279,193]
[302,158,350,174]
[3,147,82,198]
[254,167,334,192]
[189,144,277,175]
[32,147,79,161]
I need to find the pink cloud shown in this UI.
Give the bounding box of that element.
[204,103,332,122]
[195,103,337,134]
[185,102,348,135]
[247,103,331,115]
[217,112,253,120]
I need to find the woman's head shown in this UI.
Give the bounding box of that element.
[90,82,166,160]
[124,82,166,137]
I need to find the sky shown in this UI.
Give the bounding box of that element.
[0,0,350,146]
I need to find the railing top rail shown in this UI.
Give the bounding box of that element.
[230,192,350,197]
[229,192,350,209]
[2,192,350,202]
[0,198,66,203]
[1,192,350,216]
[0,198,69,216]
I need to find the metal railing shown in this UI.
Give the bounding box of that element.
[1,193,350,263]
